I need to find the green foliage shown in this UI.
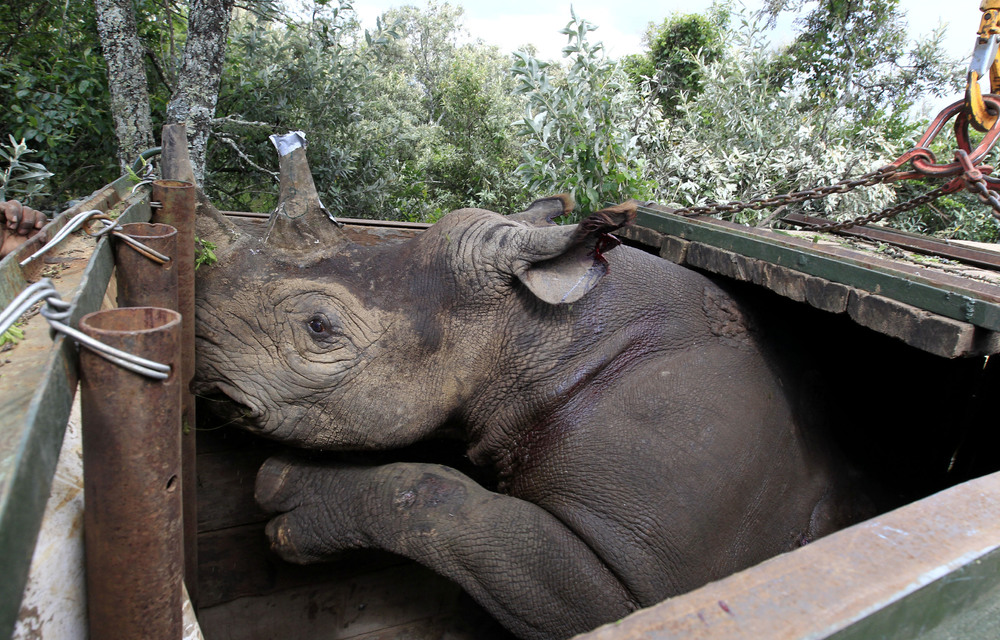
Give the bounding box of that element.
[632,11,899,225]
[0,135,53,204]
[757,0,989,239]
[0,1,120,206]
[0,0,988,242]
[212,2,527,221]
[766,0,961,127]
[890,187,1000,243]
[0,322,24,347]
[384,35,527,218]
[210,2,397,213]
[616,2,997,241]
[194,236,218,269]
[888,139,1000,242]
[625,6,728,115]
[512,11,651,218]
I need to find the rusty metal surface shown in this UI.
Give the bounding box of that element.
[79,307,183,639]
[150,179,199,605]
[114,223,179,310]
[160,124,197,185]
[783,212,1000,270]
[0,175,151,639]
[577,468,1000,640]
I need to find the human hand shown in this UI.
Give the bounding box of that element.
[0,200,47,258]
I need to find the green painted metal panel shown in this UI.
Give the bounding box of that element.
[827,544,1000,640]
[0,178,151,638]
[636,207,1000,332]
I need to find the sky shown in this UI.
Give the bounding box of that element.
[352,0,977,80]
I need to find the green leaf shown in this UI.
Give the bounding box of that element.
[0,325,25,346]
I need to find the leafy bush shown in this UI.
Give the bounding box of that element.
[210,2,528,221]
[512,11,651,218]
[211,3,383,213]
[624,6,729,116]
[365,4,528,221]
[632,14,899,226]
[0,135,54,205]
[0,1,119,206]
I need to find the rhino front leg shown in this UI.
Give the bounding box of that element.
[255,457,636,640]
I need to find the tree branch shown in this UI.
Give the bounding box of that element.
[145,47,175,94]
[215,135,279,179]
[212,115,274,129]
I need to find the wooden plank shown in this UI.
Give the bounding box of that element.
[197,523,404,608]
[197,445,278,532]
[578,468,1000,640]
[846,290,1000,358]
[681,242,995,358]
[635,206,1000,332]
[197,560,511,640]
[0,177,151,637]
[622,223,996,357]
[0,181,120,304]
[685,242,852,309]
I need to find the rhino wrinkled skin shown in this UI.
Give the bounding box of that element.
[192,147,867,640]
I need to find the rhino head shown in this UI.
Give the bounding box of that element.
[193,134,634,450]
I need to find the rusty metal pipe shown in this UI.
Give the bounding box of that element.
[150,179,199,605]
[114,222,178,310]
[79,307,183,640]
[160,123,197,185]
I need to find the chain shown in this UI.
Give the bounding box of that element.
[967,177,1000,215]
[669,165,900,220]
[956,148,1000,221]
[665,151,991,235]
[804,180,961,232]
[662,91,1000,234]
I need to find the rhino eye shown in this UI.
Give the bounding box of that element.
[306,315,331,337]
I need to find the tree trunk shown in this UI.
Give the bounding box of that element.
[93,0,156,170]
[166,0,236,184]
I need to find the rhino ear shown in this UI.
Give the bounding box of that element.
[507,194,574,227]
[515,201,637,304]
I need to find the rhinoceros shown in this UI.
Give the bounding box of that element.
[191,136,869,639]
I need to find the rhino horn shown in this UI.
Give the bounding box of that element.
[263,132,347,259]
[160,123,242,258]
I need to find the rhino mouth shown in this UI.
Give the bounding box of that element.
[195,381,267,431]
